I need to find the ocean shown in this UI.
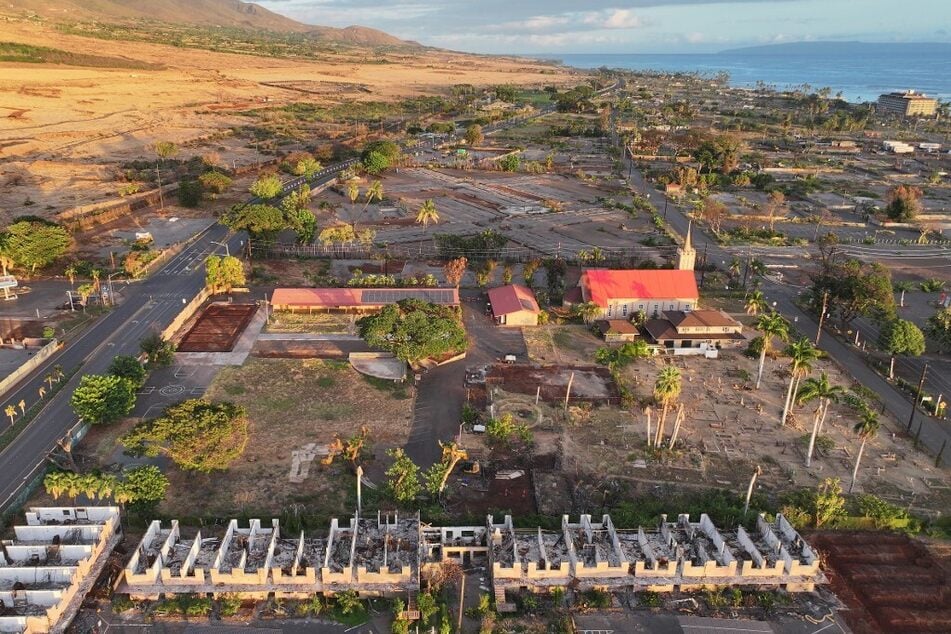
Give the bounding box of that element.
[547,47,951,103]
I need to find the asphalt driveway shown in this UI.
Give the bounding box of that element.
[405,290,527,466]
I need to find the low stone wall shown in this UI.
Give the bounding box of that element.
[162,288,211,342]
[57,184,179,232]
[0,339,62,398]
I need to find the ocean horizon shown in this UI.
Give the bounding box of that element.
[544,46,951,104]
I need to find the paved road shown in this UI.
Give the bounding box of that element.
[0,161,357,515]
[0,224,244,513]
[406,291,526,467]
[616,134,951,466]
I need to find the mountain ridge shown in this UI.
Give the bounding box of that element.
[1,0,412,47]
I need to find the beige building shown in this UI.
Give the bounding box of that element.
[0,507,122,634]
[487,284,540,326]
[877,91,938,117]
[643,309,745,352]
[119,510,825,609]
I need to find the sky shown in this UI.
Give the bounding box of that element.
[257,0,950,54]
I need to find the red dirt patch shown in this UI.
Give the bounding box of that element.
[177,303,257,352]
[811,532,951,633]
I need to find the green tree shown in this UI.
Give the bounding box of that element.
[70,374,136,424]
[139,332,176,366]
[423,441,467,497]
[281,185,316,244]
[177,179,202,207]
[780,338,820,426]
[294,157,322,179]
[108,355,147,388]
[498,153,521,172]
[753,311,789,390]
[415,199,440,226]
[878,318,926,379]
[884,185,922,222]
[416,592,438,624]
[121,399,249,472]
[595,340,651,371]
[318,224,357,245]
[205,255,246,294]
[198,171,232,195]
[464,124,484,146]
[925,307,951,352]
[361,139,400,174]
[335,590,362,615]
[1,220,70,272]
[653,365,682,447]
[118,465,169,509]
[249,173,283,200]
[222,203,285,262]
[810,256,896,327]
[814,478,846,528]
[385,448,421,503]
[357,299,466,363]
[849,409,881,494]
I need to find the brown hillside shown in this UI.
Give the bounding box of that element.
[1,0,410,46]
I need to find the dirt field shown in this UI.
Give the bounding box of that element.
[177,303,258,352]
[811,532,951,633]
[147,358,414,517]
[0,17,579,222]
[514,328,951,516]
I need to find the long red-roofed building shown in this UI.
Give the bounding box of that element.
[572,269,699,319]
[271,287,459,312]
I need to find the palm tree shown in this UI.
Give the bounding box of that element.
[346,181,360,206]
[363,180,384,211]
[45,472,68,500]
[745,290,768,316]
[153,141,178,211]
[415,199,440,226]
[849,409,881,493]
[653,365,683,447]
[45,373,54,390]
[64,264,77,288]
[4,404,16,426]
[53,364,64,381]
[0,251,13,276]
[797,371,845,467]
[728,257,742,283]
[780,338,820,426]
[77,284,94,312]
[747,259,767,289]
[573,301,602,323]
[753,311,789,390]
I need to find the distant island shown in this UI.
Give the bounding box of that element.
[719,41,951,56]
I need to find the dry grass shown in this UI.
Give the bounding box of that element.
[155,358,413,517]
[264,311,354,334]
[523,324,603,365]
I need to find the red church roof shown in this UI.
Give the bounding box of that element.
[581,269,699,308]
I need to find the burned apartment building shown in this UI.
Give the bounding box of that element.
[119,510,824,607]
[0,507,122,634]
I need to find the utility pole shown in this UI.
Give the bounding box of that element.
[907,362,928,433]
[356,465,363,514]
[815,291,829,345]
[699,243,709,288]
[155,166,164,211]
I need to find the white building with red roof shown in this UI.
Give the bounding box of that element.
[572,268,699,320]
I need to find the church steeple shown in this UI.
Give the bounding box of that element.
[677,221,696,271]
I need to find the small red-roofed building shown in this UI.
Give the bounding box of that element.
[487,284,540,326]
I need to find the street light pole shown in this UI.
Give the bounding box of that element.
[907,362,928,433]
[815,290,829,345]
[211,240,230,257]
